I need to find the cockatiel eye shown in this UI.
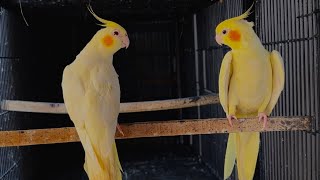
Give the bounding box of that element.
[222,30,227,34]
[114,31,119,36]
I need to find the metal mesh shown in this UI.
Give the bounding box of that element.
[0,9,23,180]
[256,0,320,179]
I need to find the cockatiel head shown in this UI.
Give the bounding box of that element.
[88,6,129,56]
[215,4,260,50]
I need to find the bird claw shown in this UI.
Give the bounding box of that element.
[227,115,237,127]
[117,124,124,136]
[258,112,268,129]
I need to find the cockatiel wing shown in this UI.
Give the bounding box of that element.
[265,50,285,115]
[62,61,122,178]
[219,51,233,115]
[219,51,236,179]
[61,66,100,167]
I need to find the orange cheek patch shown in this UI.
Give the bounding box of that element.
[228,30,241,42]
[102,35,114,47]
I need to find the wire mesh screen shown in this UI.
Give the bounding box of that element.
[0,9,23,180]
[255,0,320,179]
[0,57,23,180]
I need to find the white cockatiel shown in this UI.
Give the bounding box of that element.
[61,6,129,180]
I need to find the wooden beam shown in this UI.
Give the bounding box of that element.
[0,116,310,147]
[0,94,218,114]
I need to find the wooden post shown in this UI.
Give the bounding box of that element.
[0,94,219,114]
[0,116,311,147]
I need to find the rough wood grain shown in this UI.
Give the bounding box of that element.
[0,94,219,114]
[0,116,310,147]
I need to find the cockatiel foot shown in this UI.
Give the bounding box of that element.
[117,124,124,136]
[258,112,268,129]
[227,115,238,127]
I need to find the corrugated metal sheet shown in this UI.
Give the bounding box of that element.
[256,0,320,179]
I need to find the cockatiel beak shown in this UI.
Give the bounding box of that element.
[215,35,223,46]
[121,34,130,49]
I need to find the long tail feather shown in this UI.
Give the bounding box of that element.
[224,132,260,180]
[224,133,237,179]
[84,141,122,180]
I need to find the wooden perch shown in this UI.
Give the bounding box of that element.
[0,116,310,147]
[0,94,218,114]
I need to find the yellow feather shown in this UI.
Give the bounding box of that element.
[224,133,236,179]
[87,4,110,27]
[229,3,254,21]
[87,4,126,31]
[235,132,260,180]
[265,50,285,115]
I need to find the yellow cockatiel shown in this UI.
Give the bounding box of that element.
[215,5,284,180]
[61,6,129,180]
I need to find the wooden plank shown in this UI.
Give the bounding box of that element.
[0,94,219,114]
[0,116,310,147]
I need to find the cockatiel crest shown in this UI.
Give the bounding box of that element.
[227,3,254,25]
[88,5,127,31]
